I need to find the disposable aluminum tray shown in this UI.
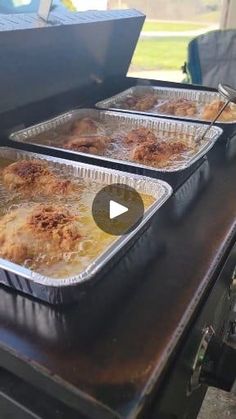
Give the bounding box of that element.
[0,147,172,304]
[96,86,236,124]
[9,109,223,174]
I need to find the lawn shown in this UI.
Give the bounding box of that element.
[196,10,220,23]
[130,37,191,71]
[143,21,208,32]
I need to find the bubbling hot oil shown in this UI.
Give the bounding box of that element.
[33,184,154,279]
[0,159,155,279]
[28,119,197,169]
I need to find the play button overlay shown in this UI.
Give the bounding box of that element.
[110,200,128,219]
[92,183,144,236]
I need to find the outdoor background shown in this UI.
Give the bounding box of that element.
[109,0,221,81]
[69,0,222,81]
[7,0,222,82]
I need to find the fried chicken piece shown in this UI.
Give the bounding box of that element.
[159,99,197,117]
[122,96,138,108]
[132,140,189,167]
[64,135,109,155]
[134,93,158,111]
[71,117,98,135]
[201,100,236,122]
[2,160,73,197]
[0,204,81,265]
[125,127,157,145]
[122,93,157,111]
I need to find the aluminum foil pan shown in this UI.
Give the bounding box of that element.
[0,147,172,304]
[96,86,236,124]
[171,159,210,220]
[9,109,223,173]
[226,136,236,161]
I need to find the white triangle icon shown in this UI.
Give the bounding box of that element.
[109,200,128,220]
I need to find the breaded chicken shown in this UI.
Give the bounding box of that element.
[201,100,236,122]
[134,93,158,111]
[159,98,197,117]
[125,127,157,145]
[122,96,138,108]
[64,135,109,155]
[132,140,189,167]
[71,117,98,135]
[122,93,158,111]
[0,204,81,265]
[2,160,74,197]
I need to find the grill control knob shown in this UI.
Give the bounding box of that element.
[189,326,215,394]
[189,325,236,394]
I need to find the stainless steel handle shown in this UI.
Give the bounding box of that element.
[198,83,236,143]
[218,83,236,104]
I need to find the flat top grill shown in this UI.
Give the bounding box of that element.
[0,9,235,415]
[0,103,235,418]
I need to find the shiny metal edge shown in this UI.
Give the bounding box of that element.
[0,147,172,289]
[9,109,223,173]
[96,86,236,124]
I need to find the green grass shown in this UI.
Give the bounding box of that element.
[130,37,191,71]
[196,10,220,23]
[143,21,208,32]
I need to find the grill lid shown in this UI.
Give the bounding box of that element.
[0,8,145,114]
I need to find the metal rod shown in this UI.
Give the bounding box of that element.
[200,100,230,141]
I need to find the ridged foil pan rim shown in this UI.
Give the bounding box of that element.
[0,147,172,288]
[96,86,236,125]
[9,109,223,173]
